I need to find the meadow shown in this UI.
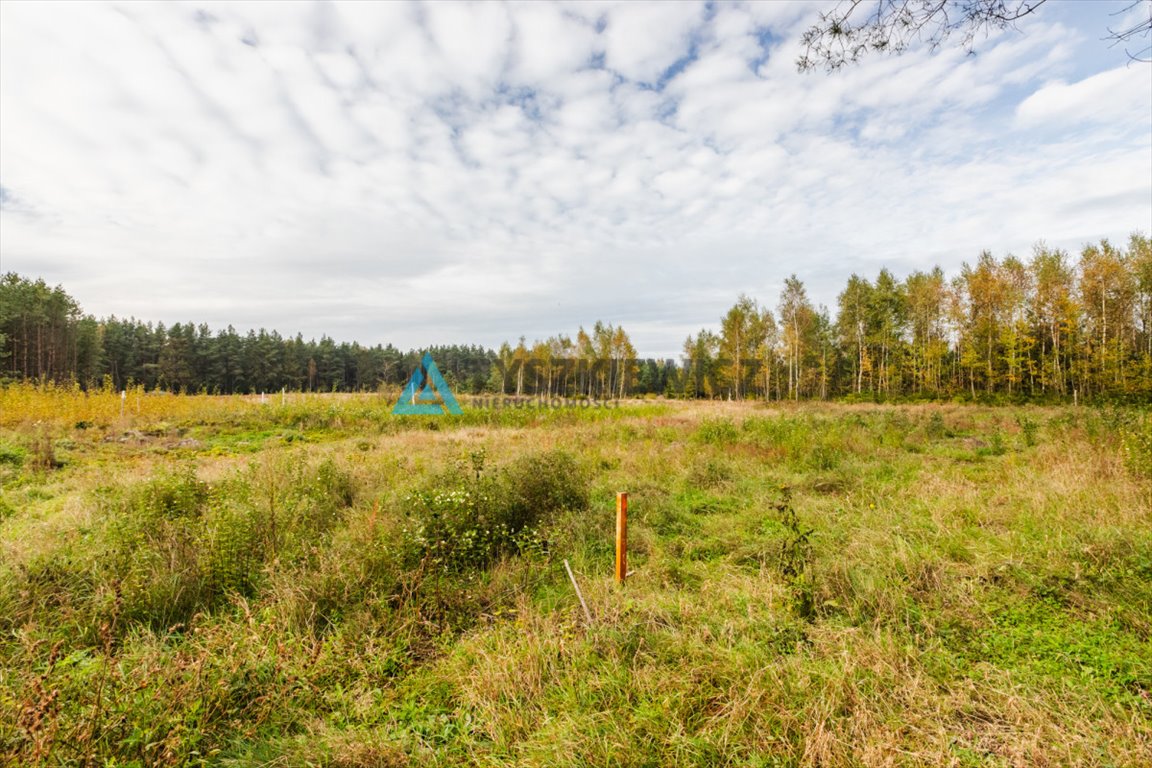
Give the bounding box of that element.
[1,384,1150,767]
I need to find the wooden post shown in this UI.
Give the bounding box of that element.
[615,492,628,584]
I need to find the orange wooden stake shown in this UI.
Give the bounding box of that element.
[615,492,628,584]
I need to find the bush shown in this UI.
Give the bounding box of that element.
[1016,414,1040,447]
[133,465,211,522]
[85,458,359,633]
[925,411,949,439]
[203,501,265,597]
[118,516,209,629]
[1122,415,1152,483]
[0,442,25,467]
[499,450,588,532]
[693,418,739,445]
[406,449,588,571]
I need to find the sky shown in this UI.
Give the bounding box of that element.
[1,0,1150,358]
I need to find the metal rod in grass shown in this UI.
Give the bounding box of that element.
[563,559,593,626]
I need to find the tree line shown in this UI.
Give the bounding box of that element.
[2,232,1149,402]
[0,273,494,395]
[678,234,1151,402]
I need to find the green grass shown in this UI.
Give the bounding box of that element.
[0,397,1149,766]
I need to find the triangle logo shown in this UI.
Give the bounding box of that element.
[393,352,463,415]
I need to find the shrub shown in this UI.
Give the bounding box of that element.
[686,458,732,488]
[0,442,25,467]
[925,411,949,439]
[203,501,265,597]
[31,428,59,470]
[1122,415,1152,483]
[92,458,358,632]
[226,454,357,564]
[772,488,815,620]
[735,414,854,471]
[984,427,1007,456]
[1016,414,1040,447]
[118,516,208,629]
[406,449,588,571]
[693,418,739,445]
[499,450,588,532]
[133,465,211,522]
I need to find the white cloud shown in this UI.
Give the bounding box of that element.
[600,1,704,83]
[422,1,512,96]
[511,3,599,84]
[1016,65,1152,127]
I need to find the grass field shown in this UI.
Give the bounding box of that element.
[1,385,1150,767]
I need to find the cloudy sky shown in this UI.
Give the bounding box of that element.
[1,1,1149,356]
